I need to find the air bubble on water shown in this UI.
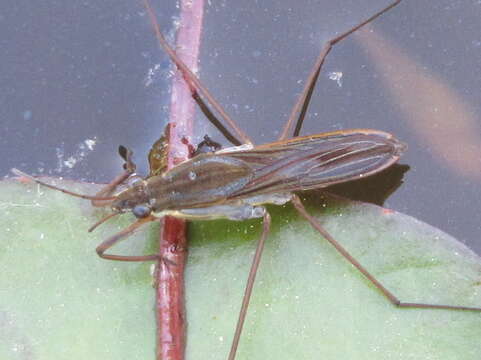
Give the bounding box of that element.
[22,110,32,120]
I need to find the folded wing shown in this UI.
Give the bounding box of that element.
[219,129,406,198]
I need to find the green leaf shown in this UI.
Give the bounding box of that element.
[1,178,480,360]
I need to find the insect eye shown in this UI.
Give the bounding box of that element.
[132,205,151,218]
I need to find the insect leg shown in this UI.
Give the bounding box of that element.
[278,0,402,140]
[95,215,162,262]
[291,194,481,312]
[228,210,272,360]
[143,0,252,146]
[191,91,243,146]
[11,168,116,202]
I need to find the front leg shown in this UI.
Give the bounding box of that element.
[95,215,161,262]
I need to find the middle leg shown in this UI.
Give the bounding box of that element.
[228,210,272,360]
[278,0,402,140]
[291,194,481,312]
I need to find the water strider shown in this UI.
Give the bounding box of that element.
[12,0,481,359]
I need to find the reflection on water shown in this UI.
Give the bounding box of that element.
[355,25,481,181]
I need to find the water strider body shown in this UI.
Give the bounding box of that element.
[113,130,405,222]
[12,0,481,359]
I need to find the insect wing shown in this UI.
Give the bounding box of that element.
[219,129,406,198]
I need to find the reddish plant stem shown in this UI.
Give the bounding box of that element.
[155,1,205,360]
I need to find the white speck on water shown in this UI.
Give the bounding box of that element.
[188,171,197,180]
[64,156,77,168]
[328,71,343,87]
[144,63,161,87]
[84,138,96,150]
[55,137,97,172]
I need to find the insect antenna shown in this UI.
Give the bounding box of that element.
[11,168,116,201]
[88,212,121,233]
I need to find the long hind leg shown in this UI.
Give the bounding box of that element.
[291,195,481,312]
[278,0,402,140]
[228,211,272,360]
